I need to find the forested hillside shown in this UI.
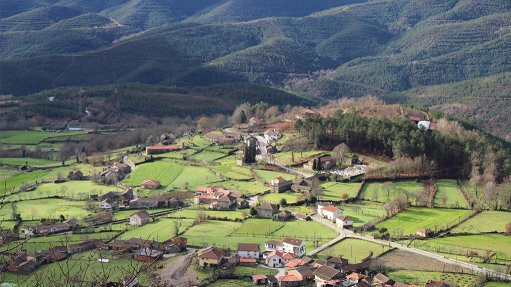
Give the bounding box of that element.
[0,0,510,137]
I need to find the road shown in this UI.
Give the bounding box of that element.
[310,215,511,281]
[160,250,201,287]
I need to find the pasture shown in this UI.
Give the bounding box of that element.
[6,181,122,201]
[167,206,248,220]
[340,201,386,227]
[215,180,269,195]
[258,192,301,204]
[450,211,511,234]
[254,169,295,182]
[317,238,391,262]
[0,130,81,145]
[414,234,511,258]
[212,160,253,180]
[118,218,194,242]
[16,198,89,221]
[274,150,329,166]
[434,179,469,208]
[0,157,60,167]
[320,182,362,201]
[361,181,424,203]
[388,270,478,287]
[376,208,473,236]
[190,150,226,162]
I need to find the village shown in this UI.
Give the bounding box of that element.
[0,106,509,287]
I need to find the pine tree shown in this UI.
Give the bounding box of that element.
[239,110,247,124]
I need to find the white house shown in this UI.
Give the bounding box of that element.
[335,215,353,229]
[265,240,283,252]
[265,251,295,268]
[238,243,260,259]
[264,130,281,143]
[282,237,306,258]
[317,204,342,221]
[99,199,113,209]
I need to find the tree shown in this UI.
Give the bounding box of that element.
[172,220,182,237]
[238,110,248,124]
[280,198,287,206]
[341,193,350,201]
[332,143,351,164]
[249,207,257,217]
[505,221,511,236]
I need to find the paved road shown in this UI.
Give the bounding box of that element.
[310,215,511,281]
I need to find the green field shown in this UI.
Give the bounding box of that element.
[190,150,226,161]
[6,181,122,201]
[16,198,90,221]
[176,135,212,150]
[485,283,511,287]
[434,179,469,208]
[388,270,478,287]
[320,182,362,201]
[377,207,473,236]
[0,130,81,145]
[112,208,169,221]
[234,218,284,236]
[254,169,295,182]
[0,232,119,253]
[124,160,222,190]
[361,181,424,203]
[340,201,386,227]
[451,211,511,234]
[152,149,196,160]
[412,234,511,258]
[274,150,329,166]
[167,206,248,221]
[258,192,301,204]
[215,180,269,195]
[212,161,253,180]
[0,157,61,167]
[233,266,278,277]
[206,279,254,287]
[317,238,391,262]
[118,218,194,242]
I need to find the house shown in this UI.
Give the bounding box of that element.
[288,266,315,281]
[99,199,113,209]
[249,117,262,127]
[264,130,282,143]
[21,220,77,237]
[294,213,311,221]
[108,240,131,253]
[141,180,160,189]
[236,198,249,209]
[324,256,348,269]
[274,210,293,222]
[133,248,163,262]
[346,272,365,283]
[211,194,236,210]
[66,240,101,254]
[197,246,226,267]
[162,241,181,254]
[6,253,42,274]
[291,178,314,193]
[361,223,375,232]
[252,274,268,285]
[335,215,353,229]
[416,228,433,238]
[373,273,395,286]
[303,155,337,171]
[129,210,150,226]
[277,275,302,287]
[270,177,293,193]
[129,197,169,209]
[265,240,282,252]
[172,237,187,251]
[68,170,83,180]
[256,203,279,218]
[317,204,343,221]
[145,145,180,155]
[238,243,260,259]
[424,280,450,287]
[282,237,306,258]
[265,251,295,268]
[314,265,342,287]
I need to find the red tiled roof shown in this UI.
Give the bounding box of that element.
[252,274,267,280]
[278,275,300,282]
[282,237,304,246]
[347,273,365,280]
[321,205,339,213]
[141,180,160,186]
[240,258,257,263]
[285,259,303,268]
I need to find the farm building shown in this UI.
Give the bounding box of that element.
[256,203,280,218]
[270,177,293,193]
[303,155,336,171]
[416,228,433,238]
[317,204,343,221]
[129,210,150,226]
[197,246,226,267]
[133,248,163,262]
[237,243,260,259]
[335,215,353,229]
[141,180,161,189]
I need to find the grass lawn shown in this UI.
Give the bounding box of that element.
[16,198,90,220]
[23,251,151,286]
[413,234,511,258]
[190,150,226,162]
[274,150,329,166]
[233,218,284,236]
[0,157,61,167]
[485,282,511,287]
[450,211,511,234]
[212,162,253,180]
[167,206,248,220]
[317,238,391,262]
[118,218,194,242]
[215,180,269,195]
[176,135,212,150]
[153,149,197,160]
[320,182,362,201]
[254,169,295,183]
[434,179,469,209]
[207,279,254,287]
[377,207,472,236]
[6,181,122,201]
[339,201,386,227]
[0,130,81,145]
[0,232,119,253]
[233,266,278,277]
[361,181,424,203]
[0,167,22,181]
[388,270,478,287]
[258,192,301,204]
[124,160,222,190]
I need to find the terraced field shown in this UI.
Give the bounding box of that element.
[320,181,362,201]
[450,211,511,234]
[361,181,424,203]
[434,179,469,209]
